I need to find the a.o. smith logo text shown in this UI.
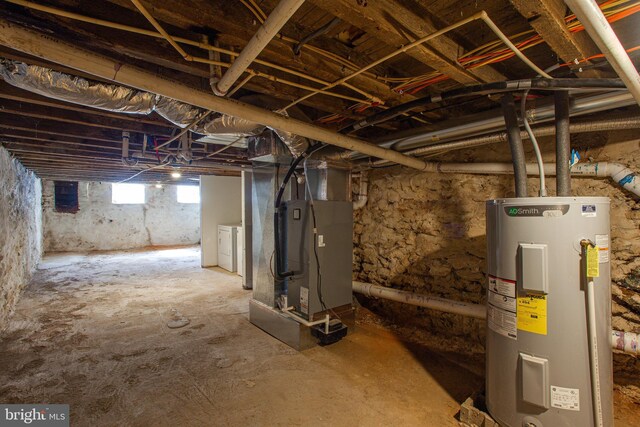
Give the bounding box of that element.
[505,204,570,217]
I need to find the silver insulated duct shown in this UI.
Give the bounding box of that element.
[0,60,310,155]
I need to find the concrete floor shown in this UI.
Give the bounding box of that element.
[0,246,637,426]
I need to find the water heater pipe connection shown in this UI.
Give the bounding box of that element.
[581,239,604,427]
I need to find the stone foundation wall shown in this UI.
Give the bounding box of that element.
[0,146,42,331]
[354,130,640,359]
[43,181,200,252]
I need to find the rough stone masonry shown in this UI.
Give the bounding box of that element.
[0,146,42,331]
[353,130,640,379]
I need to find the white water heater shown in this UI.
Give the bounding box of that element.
[485,197,612,427]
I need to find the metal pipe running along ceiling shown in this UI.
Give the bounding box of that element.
[0,19,428,171]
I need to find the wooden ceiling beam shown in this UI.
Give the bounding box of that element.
[104,0,412,106]
[0,114,127,142]
[0,100,174,135]
[508,0,601,76]
[309,0,506,85]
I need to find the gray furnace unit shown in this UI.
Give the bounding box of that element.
[284,200,353,319]
[247,131,354,350]
[485,197,612,427]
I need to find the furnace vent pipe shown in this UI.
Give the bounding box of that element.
[565,0,640,107]
[502,93,528,197]
[213,0,306,95]
[555,91,572,196]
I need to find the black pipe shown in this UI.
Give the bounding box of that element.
[340,78,626,134]
[293,17,341,56]
[502,93,528,198]
[273,143,321,279]
[555,91,571,196]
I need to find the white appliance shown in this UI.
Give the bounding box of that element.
[236,226,244,277]
[218,224,240,272]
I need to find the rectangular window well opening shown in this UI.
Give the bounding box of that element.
[112,183,145,204]
[177,185,200,204]
[54,181,79,213]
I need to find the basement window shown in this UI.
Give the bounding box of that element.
[112,183,145,204]
[54,181,79,213]
[177,185,200,204]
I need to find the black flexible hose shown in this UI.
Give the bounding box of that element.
[555,91,571,196]
[502,93,528,198]
[339,78,626,134]
[273,144,319,279]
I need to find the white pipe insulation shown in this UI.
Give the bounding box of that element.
[394,161,640,198]
[354,282,640,355]
[352,281,487,320]
[564,0,640,107]
[213,0,306,95]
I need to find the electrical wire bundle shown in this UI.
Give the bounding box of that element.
[315,0,640,125]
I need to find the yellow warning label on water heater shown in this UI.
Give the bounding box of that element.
[517,293,547,335]
[586,245,600,278]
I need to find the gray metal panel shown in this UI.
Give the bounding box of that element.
[305,168,351,201]
[241,171,253,289]
[486,197,612,427]
[285,200,353,319]
[249,299,316,350]
[520,353,549,408]
[251,164,280,307]
[518,243,549,294]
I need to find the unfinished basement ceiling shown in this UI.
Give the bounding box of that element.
[0,0,638,183]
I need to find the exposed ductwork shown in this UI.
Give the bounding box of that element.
[0,59,310,157]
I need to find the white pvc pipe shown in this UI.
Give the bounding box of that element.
[586,278,604,427]
[355,282,640,356]
[282,306,330,334]
[564,0,640,107]
[353,171,369,210]
[429,162,640,198]
[214,0,305,95]
[612,330,640,354]
[353,281,487,320]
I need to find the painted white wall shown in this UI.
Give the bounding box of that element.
[200,175,242,267]
[43,181,200,252]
